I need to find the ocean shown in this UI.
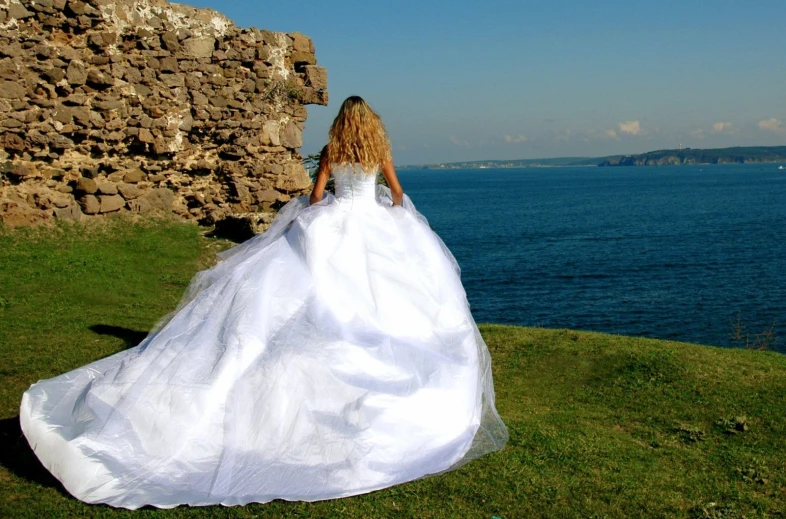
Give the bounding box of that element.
[398,164,786,353]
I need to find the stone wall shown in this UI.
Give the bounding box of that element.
[0,0,327,229]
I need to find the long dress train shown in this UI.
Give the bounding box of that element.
[19,164,508,509]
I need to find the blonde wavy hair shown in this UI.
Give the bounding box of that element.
[326,96,391,171]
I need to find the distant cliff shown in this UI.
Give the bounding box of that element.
[599,146,786,167]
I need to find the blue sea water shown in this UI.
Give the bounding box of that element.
[398,164,786,353]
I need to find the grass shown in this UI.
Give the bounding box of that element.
[1,217,785,518]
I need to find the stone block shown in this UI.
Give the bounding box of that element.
[1,119,23,128]
[48,134,75,149]
[209,96,228,108]
[259,30,277,45]
[87,69,113,87]
[161,73,185,88]
[232,181,252,203]
[97,181,118,195]
[88,33,106,48]
[35,44,58,60]
[304,66,327,90]
[241,79,256,93]
[124,67,143,83]
[275,162,311,193]
[289,32,314,53]
[136,128,156,144]
[191,91,209,106]
[8,3,35,19]
[280,121,302,149]
[66,60,87,85]
[182,37,215,59]
[256,46,271,62]
[160,57,179,73]
[117,183,143,199]
[63,93,88,106]
[44,68,66,83]
[99,194,124,213]
[179,114,194,132]
[161,31,181,52]
[66,1,87,16]
[53,105,73,124]
[54,204,81,220]
[260,120,280,146]
[78,194,99,214]
[3,163,33,179]
[52,194,72,208]
[133,84,152,97]
[129,187,174,213]
[1,76,26,96]
[76,177,98,193]
[153,139,174,154]
[70,106,90,125]
[0,43,22,59]
[256,189,280,203]
[123,169,147,183]
[290,51,316,66]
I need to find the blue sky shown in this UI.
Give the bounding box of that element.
[190,0,786,165]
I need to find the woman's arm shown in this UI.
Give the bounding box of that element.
[381,159,404,206]
[309,147,330,205]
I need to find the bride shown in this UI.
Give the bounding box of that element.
[20,96,508,509]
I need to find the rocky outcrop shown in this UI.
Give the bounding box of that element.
[0,0,328,229]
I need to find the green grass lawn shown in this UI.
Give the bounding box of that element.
[1,217,784,518]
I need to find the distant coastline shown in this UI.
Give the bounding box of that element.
[399,145,786,169]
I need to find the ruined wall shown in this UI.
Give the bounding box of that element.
[0,0,327,229]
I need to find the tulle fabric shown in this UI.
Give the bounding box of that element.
[19,164,508,509]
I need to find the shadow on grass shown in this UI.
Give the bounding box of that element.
[90,324,149,349]
[0,415,68,495]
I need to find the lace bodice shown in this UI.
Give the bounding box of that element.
[331,163,378,203]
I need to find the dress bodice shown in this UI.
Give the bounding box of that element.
[331,163,378,203]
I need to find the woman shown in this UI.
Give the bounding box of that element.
[20,96,508,509]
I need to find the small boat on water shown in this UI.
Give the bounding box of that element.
[779,165,785,170]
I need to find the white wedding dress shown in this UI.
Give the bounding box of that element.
[20,164,508,509]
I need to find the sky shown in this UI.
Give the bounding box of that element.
[189,0,786,165]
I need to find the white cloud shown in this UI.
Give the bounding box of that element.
[691,128,706,139]
[605,129,618,139]
[618,120,642,135]
[758,118,783,133]
[449,136,469,147]
[712,121,735,133]
[504,134,528,144]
